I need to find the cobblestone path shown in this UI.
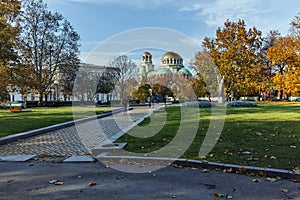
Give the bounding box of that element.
[0,107,155,157]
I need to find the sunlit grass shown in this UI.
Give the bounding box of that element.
[0,106,112,137]
[117,103,300,170]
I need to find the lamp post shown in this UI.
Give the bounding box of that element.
[54,80,59,103]
[149,88,152,107]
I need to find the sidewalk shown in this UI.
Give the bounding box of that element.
[0,161,299,200]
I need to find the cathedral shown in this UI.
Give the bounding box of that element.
[137,51,192,83]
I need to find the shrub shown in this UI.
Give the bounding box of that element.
[226,101,257,107]
[183,101,216,108]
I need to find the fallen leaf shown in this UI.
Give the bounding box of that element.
[224,149,229,155]
[209,153,214,158]
[252,178,262,182]
[290,178,300,182]
[293,167,300,173]
[248,172,256,176]
[223,168,233,173]
[89,181,96,186]
[38,154,47,158]
[214,192,225,198]
[256,132,263,136]
[266,177,277,182]
[202,169,210,173]
[237,168,247,175]
[49,180,64,185]
[54,181,64,185]
[172,164,184,168]
[281,189,289,193]
[49,180,58,184]
[257,170,267,177]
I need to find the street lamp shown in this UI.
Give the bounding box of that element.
[149,88,152,107]
[54,80,59,103]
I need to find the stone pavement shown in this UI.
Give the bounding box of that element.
[0,106,157,159]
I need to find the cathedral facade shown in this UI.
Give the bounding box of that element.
[137,51,192,83]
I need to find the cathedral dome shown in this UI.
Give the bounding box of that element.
[178,68,192,75]
[161,51,183,65]
[143,51,152,56]
[147,70,157,77]
[156,68,172,75]
[162,51,181,59]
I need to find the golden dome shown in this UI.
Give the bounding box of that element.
[161,51,181,59]
[142,51,152,56]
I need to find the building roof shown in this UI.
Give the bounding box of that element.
[178,68,192,75]
[156,68,172,75]
[147,70,157,77]
[142,51,152,55]
[161,51,181,59]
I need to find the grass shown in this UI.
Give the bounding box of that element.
[116,103,300,170]
[0,106,112,138]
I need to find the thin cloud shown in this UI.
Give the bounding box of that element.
[66,0,178,8]
[180,0,268,27]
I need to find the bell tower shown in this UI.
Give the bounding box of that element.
[141,51,154,72]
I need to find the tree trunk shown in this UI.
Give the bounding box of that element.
[218,76,225,103]
[280,89,283,100]
[38,92,43,107]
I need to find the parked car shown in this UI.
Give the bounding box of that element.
[290,96,300,101]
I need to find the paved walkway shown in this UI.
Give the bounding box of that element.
[1,162,299,200]
[0,106,157,159]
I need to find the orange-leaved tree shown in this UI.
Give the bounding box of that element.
[202,19,264,100]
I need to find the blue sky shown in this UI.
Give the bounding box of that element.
[43,0,299,66]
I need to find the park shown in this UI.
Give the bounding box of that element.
[1,0,300,199]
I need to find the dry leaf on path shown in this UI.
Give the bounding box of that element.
[89,181,97,186]
[281,189,289,193]
[54,181,64,185]
[213,191,225,198]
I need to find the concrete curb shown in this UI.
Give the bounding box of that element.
[95,154,300,180]
[0,107,130,145]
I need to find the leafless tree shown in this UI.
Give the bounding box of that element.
[18,0,80,105]
[110,55,137,103]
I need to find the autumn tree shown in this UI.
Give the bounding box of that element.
[18,0,80,105]
[109,55,137,104]
[0,0,20,101]
[202,19,264,100]
[266,14,300,99]
[259,30,281,100]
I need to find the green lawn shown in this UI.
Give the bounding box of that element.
[0,106,112,137]
[117,103,300,170]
